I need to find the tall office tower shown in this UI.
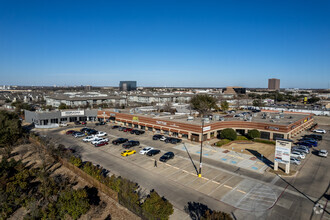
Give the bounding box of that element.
[268,78,280,91]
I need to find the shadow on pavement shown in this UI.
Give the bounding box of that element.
[183,143,199,175]
[246,149,275,169]
[184,201,235,220]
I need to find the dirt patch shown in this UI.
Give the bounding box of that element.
[268,168,297,177]
[220,141,275,158]
[314,116,330,126]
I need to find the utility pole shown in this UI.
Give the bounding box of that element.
[198,119,204,178]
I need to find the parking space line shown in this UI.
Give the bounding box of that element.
[212,180,220,184]
[223,184,233,189]
[236,189,246,194]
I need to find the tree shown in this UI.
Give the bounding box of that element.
[247,129,260,139]
[0,110,22,148]
[220,101,229,112]
[69,156,82,168]
[58,103,68,110]
[142,190,174,220]
[252,99,262,107]
[220,129,237,141]
[203,209,233,220]
[190,94,217,117]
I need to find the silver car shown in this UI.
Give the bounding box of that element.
[290,158,301,165]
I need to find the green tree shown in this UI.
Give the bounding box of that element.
[252,99,263,107]
[190,94,217,117]
[220,101,229,112]
[142,190,174,220]
[58,103,68,110]
[57,188,90,220]
[220,129,237,141]
[203,209,233,220]
[0,110,22,148]
[69,156,82,168]
[247,129,260,139]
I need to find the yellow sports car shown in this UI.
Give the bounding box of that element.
[121,150,136,157]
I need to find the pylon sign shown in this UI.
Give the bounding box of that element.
[274,140,291,174]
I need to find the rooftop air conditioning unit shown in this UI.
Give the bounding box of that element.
[187,116,194,121]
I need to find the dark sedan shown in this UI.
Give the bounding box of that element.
[112,138,128,145]
[122,140,140,149]
[130,130,145,135]
[146,149,161,156]
[95,121,106,126]
[159,152,175,162]
[165,137,182,144]
[153,134,164,140]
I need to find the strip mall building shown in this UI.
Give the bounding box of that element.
[97,110,314,142]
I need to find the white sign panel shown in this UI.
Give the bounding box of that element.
[61,110,84,117]
[203,126,211,132]
[274,140,291,164]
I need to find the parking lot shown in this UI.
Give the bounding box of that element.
[37,119,329,219]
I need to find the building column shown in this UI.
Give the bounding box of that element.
[198,134,202,142]
[188,132,192,140]
[178,133,182,138]
[169,131,172,136]
[207,132,211,140]
[269,132,274,140]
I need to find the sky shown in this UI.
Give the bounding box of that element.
[0,0,329,88]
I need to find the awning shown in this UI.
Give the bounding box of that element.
[180,131,189,135]
[153,126,161,129]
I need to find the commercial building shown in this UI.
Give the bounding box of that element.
[268,78,280,91]
[97,109,314,142]
[119,81,137,91]
[25,109,98,126]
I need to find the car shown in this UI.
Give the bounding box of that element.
[122,140,140,149]
[159,152,175,162]
[304,134,322,141]
[66,130,75,135]
[139,147,154,155]
[301,140,318,147]
[87,129,98,135]
[296,142,314,148]
[91,138,109,145]
[312,129,326,134]
[292,146,310,154]
[74,132,85,138]
[165,137,182,144]
[74,121,81,125]
[299,137,317,142]
[95,131,107,137]
[153,134,164,140]
[121,150,136,157]
[123,128,133,132]
[81,121,87,125]
[112,138,128,145]
[291,151,305,159]
[95,121,106,126]
[146,149,161,156]
[118,127,126,131]
[318,150,328,157]
[130,129,145,135]
[112,125,120,129]
[290,158,301,165]
[94,141,109,147]
[159,136,168,141]
[83,135,97,142]
[60,122,68,127]
[81,127,90,132]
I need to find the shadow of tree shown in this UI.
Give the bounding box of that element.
[184,202,210,220]
[246,149,275,169]
[84,186,100,206]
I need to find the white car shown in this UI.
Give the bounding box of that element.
[83,135,97,142]
[290,158,301,165]
[60,123,68,127]
[91,138,109,145]
[312,129,326,134]
[159,136,167,141]
[291,151,305,159]
[318,150,328,157]
[95,131,107,137]
[139,147,154,155]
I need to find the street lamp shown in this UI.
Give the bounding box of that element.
[198,119,204,178]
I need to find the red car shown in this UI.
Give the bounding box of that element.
[66,130,75,135]
[81,121,87,125]
[123,128,133,132]
[94,141,109,147]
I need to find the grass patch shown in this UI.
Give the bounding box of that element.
[253,138,275,145]
[215,139,231,147]
[236,136,249,140]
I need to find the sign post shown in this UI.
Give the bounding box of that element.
[274,140,291,174]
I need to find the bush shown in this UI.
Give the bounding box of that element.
[220,129,237,141]
[236,136,248,140]
[69,156,82,168]
[215,139,231,147]
[253,139,275,145]
[247,129,260,139]
[142,190,174,220]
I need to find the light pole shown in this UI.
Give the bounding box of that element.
[198,119,204,178]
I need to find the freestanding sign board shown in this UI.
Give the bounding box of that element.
[274,140,291,174]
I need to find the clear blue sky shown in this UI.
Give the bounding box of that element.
[0,0,329,88]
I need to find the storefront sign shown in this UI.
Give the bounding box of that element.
[274,140,291,164]
[61,110,84,117]
[132,116,139,121]
[265,126,279,131]
[203,126,211,132]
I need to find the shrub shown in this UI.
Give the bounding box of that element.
[215,139,231,147]
[220,129,237,141]
[247,129,260,139]
[69,156,82,168]
[236,136,248,140]
[253,138,275,145]
[142,190,174,220]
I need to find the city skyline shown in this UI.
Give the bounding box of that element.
[0,1,329,88]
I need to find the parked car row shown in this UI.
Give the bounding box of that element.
[112,126,145,135]
[66,128,109,147]
[152,135,182,144]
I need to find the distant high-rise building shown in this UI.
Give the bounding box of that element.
[119,81,137,91]
[268,78,280,91]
